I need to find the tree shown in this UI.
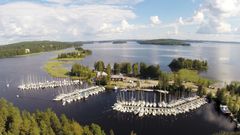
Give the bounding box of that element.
[106,64,111,82]
[94,61,105,71]
[106,64,111,75]
[113,63,120,75]
[126,63,132,75]
[132,63,139,77]
[109,129,115,135]
[140,62,147,78]
[0,98,107,135]
[159,73,169,90]
[90,123,105,135]
[174,73,182,87]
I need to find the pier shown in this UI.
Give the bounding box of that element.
[112,89,207,117]
[53,86,105,105]
[18,79,81,90]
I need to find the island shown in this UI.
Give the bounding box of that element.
[168,57,208,71]
[112,40,127,44]
[57,47,92,60]
[0,41,81,58]
[137,39,190,46]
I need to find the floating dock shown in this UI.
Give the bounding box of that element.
[112,96,207,117]
[53,86,105,106]
[18,80,81,90]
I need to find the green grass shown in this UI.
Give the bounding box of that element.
[175,69,212,86]
[43,61,69,78]
[53,57,83,61]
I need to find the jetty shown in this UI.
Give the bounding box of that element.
[53,86,105,106]
[18,79,81,90]
[112,89,207,117]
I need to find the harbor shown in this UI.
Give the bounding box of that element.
[53,86,105,105]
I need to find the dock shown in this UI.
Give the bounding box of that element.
[18,80,81,90]
[112,96,207,117]
[53,86,105,105]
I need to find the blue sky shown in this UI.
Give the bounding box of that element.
[0,0,240,44]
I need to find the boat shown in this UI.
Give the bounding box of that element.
[220,104,231,114]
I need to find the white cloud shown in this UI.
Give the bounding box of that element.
[99,20,135,33]
[46,0,144,5]
[150,16,161,25]
[193,11,204,23]
[178,17,184,25]
[0,2,136,43]
[195,0,240,34]
[47,0,74,4]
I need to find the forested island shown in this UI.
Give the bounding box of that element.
[57,47,92,60]
[169,57,208,71]
[0,98,107,135]
[0,41,81,58]
[112,41,127,44]
[137,39,190,46]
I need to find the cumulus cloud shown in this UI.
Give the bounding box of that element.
[150,16,161,25]
[195,0,240,34]
[99,20,135,33]
[193,11,204,23]
[0,2,136,43]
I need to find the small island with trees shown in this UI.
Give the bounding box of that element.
[112,40,127,44]
[137,39,190,46]
[57,47,92,60]
[168,57,208,71]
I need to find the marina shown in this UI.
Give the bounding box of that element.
[112,89,207,117]
[0,41,238,135]
[18,79,82,90]
[113,96,207,117]
[53,86,105,105]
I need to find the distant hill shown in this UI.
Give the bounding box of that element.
[0,41,82,58]
[112,40,127,44]
[137,39,190,46]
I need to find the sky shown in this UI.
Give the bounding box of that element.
[0,0,240,44]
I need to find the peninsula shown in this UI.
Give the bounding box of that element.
[0,41,81,58]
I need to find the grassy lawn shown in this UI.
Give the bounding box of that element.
[173,69,213,85]
[52,57,83,61]
[43,61,69,78]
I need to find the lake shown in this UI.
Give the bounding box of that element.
[81,41,240,82]
[0,41,239,135]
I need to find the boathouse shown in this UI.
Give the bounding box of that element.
[111,74,124,81]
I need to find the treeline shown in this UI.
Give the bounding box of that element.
[57,47,92,59]
[169,57,208,71]
[70,63,96,81]
[137,39,190,46]
[94,61,162,79]
[0,41,81,58]
[216,82,240,119]
[0,98,107,135]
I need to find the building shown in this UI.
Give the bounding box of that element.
[96,71,108,78]
[25,49,30,54]
[111,74,125,81]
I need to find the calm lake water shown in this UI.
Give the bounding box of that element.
[81,41,240,82]
[0,41,239,135]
